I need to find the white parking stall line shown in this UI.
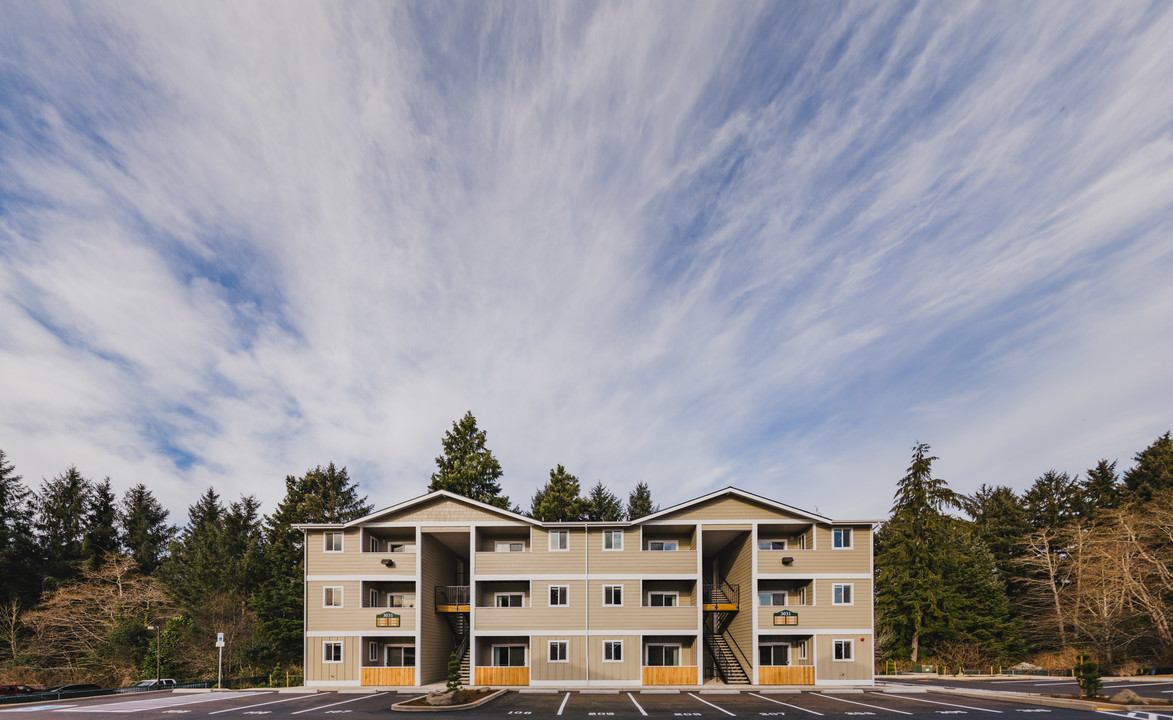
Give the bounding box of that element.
[627,693,648,717]
[749,693,823,716]
[289,693,387,715]
[558,692,570,716]
[1029,681,1076,687]
[209,695,319,715]
[54,692,269,713]
[688,693,736,717]
[2,706,77,713]
[1096,712,1173,720]
[819,694,913,715]
[867,693,1002,713]
[1101,682,1173,689]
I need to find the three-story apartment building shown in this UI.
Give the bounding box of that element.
[297,487,876,688]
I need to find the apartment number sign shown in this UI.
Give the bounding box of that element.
[375,611,401,627]
[773,610,798,626]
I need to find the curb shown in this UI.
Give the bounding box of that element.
[929,686,1155,713]
[391,688,507,713]
[276,688,319,694]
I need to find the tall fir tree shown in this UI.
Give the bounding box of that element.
[0,450,39,604]
[583,481,625,521]
[428,412,512,509]
[160,488,227,608]
[937,522,1025,661]
[252,465,372,665]
[961,484,1031,588]
[625,481,658,520]
[1123,431,1173,503]
[529,465,585,521]
[35,465,93,586]
[119,484,174,574]
[875,443,958,662]
[1082,459,1121,517]
[1023,470,1081,530]
[83,477,121,568]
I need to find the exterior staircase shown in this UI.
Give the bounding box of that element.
[705,634,750,684]
[703,580,750,685]
[458,646,471,685]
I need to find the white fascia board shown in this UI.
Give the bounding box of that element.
[635,487,832,525]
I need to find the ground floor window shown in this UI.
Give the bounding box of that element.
[368,641,378,662]
[549,640,568,662]
[759,643,790,666]
[492,644,526,667]
[603,640,623,662]
[833,639,853,661]
[645,643,681,667]
[385,645,415,667]
[323,641,343,663]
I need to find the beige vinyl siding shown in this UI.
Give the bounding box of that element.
[475,550,590,575]
[715,531,754,677]
[583,546,698,575]
[643,529,696,551]
[585,528,640,561]
[586,580,699,631]
[589,635,641,682]
[475,606,586,631]
[815,634,873,682]
[757,578,872,628]
[307,636,359,684]
[652,496,810,522]
[307,585,417,632]
[642,579,696,606]
[373,496,519,524]
[477,581,530,607]
[305,528,417,577]
[419,532,460,684]
[815,525,871,566]
[531,635,587,682]
[758,547,868,575]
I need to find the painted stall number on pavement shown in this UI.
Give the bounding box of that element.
[507,712,532,716]
[324,711,351,715]
[243,712,271,715]
[1016,711,1050,713]
[163,711,192,714]
[759,713,786,716]
[937,711,968,714]
[589,713,615,716]
[675,714,702,717]
[845,713,876,716]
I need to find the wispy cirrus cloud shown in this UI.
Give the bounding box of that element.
[1,1,1171,519]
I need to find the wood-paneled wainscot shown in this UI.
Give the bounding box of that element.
[360,667,414,686]
[641,666,697,685]
[759,666,815,685]
[474,667,530,686]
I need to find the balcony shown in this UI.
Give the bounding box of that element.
[703,583,738,612]
[435,586,470,613]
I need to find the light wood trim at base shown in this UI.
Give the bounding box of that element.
[642,666,698,685]
[361,667,415,686]
[475,666,530,686]
[759,665,815,685]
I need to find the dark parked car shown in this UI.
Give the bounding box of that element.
[0,685,38,695]
[118,679,176,693]
[46,684,103,695]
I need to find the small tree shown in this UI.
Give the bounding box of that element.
[446,650,462,693]
[1074,653,1101,698]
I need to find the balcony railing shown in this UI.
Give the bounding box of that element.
[435,585,470,610]
[703,582,739,610]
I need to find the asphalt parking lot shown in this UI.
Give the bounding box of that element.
[888,676,1173,700]
[0,687,1136,720]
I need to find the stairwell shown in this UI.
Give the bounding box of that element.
[705,634,749,684]
[704,581,750,685]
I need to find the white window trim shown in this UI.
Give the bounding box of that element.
[759,641,791,667]
[832,639,854,662]
[832,583,854,606]
[603,530,624,551]
[644,642,682,667]
[385,645,415,667]
[368,641,378,662]
[759,590,788,607]
[602,584,623,607]
[323,586,343,608]
[759,538,788,550]
[494,592,525,608]
[491,643,528,667]
[549,530,570,552]
[323,641,343,663]
[369,589,379,608]
[602,640,623,663]
[646,591,679,607]
[832,527,853,549]
[548,640,569,663]
[548,585,570,607]
[324,531,343,553]
[647,540,679,551]
[494,540,526,553]
[797,640,808,660]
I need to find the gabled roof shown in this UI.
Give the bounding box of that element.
[342,489,541,528]
[634,486,835,524]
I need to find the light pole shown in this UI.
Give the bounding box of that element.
[147,625,161,684]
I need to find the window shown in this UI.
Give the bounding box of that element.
[603,640,623,662]
[549,640,569,662]
[549,530,569,551]
[549,585,569,607]
[798,640,807,660]
[603,530,624,550]
[758,539,786,550]
[369,641,378,662]
[832,528,852,549]
[647,592,678,607]
[833,639,854,661]
[759,643,790,666]
[323,641,343,663]
[388,594,414,608]
[324,532,343,552]
[832,583,853,606]
[645,644,680,667]
[495,593,524,608]
[369,589,379,608]
[647,540,678,551]
[386,645,415,667]
[603,585,623,606]
[369,536,379,553]
[388,543,412,553]
[758,591,788,607]
[324,586,343,608]
[495,540,525,552]
[491,645,526,667]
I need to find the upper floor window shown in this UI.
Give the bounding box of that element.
[758,539,786,550]
[549,530,569,551]
[647,592,678,607]
[603,585,623,606]
[648,540,678,551]
[324,532,343,552]
[832,583,853,606]
[603,530,624,550]
[324,586,343,608]
[549,585,569,607]
[832,528,852,549]
[495,593,525,608]
[758,591,788,607]
[495,540,525,552]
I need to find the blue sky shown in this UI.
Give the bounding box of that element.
[1,2,1171,521]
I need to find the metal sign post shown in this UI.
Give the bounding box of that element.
[216,632,225,689]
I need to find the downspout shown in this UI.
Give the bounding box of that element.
[302,528,308,687]
[584,522,590,686]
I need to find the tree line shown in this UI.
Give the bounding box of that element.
[876,432,1173,674]
[0,411,658,686]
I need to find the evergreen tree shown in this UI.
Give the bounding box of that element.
[626,481,658,520]
[1123,431,1173,503]
[428,412,512,509]
[1023,470,1081,530]
[961,484,1031,585]
[937,522,1025,661]
[0,450,38,604]
[875,443,958,662]
[221,495,264,597]
[252,465,372,665]
[1082,459,1121,517]
[119,484,174,574]
[83,478,121,567]
[529,465,585,521]
[160,488,227,608]
[35,465,93,585]
[583,481,625,521]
